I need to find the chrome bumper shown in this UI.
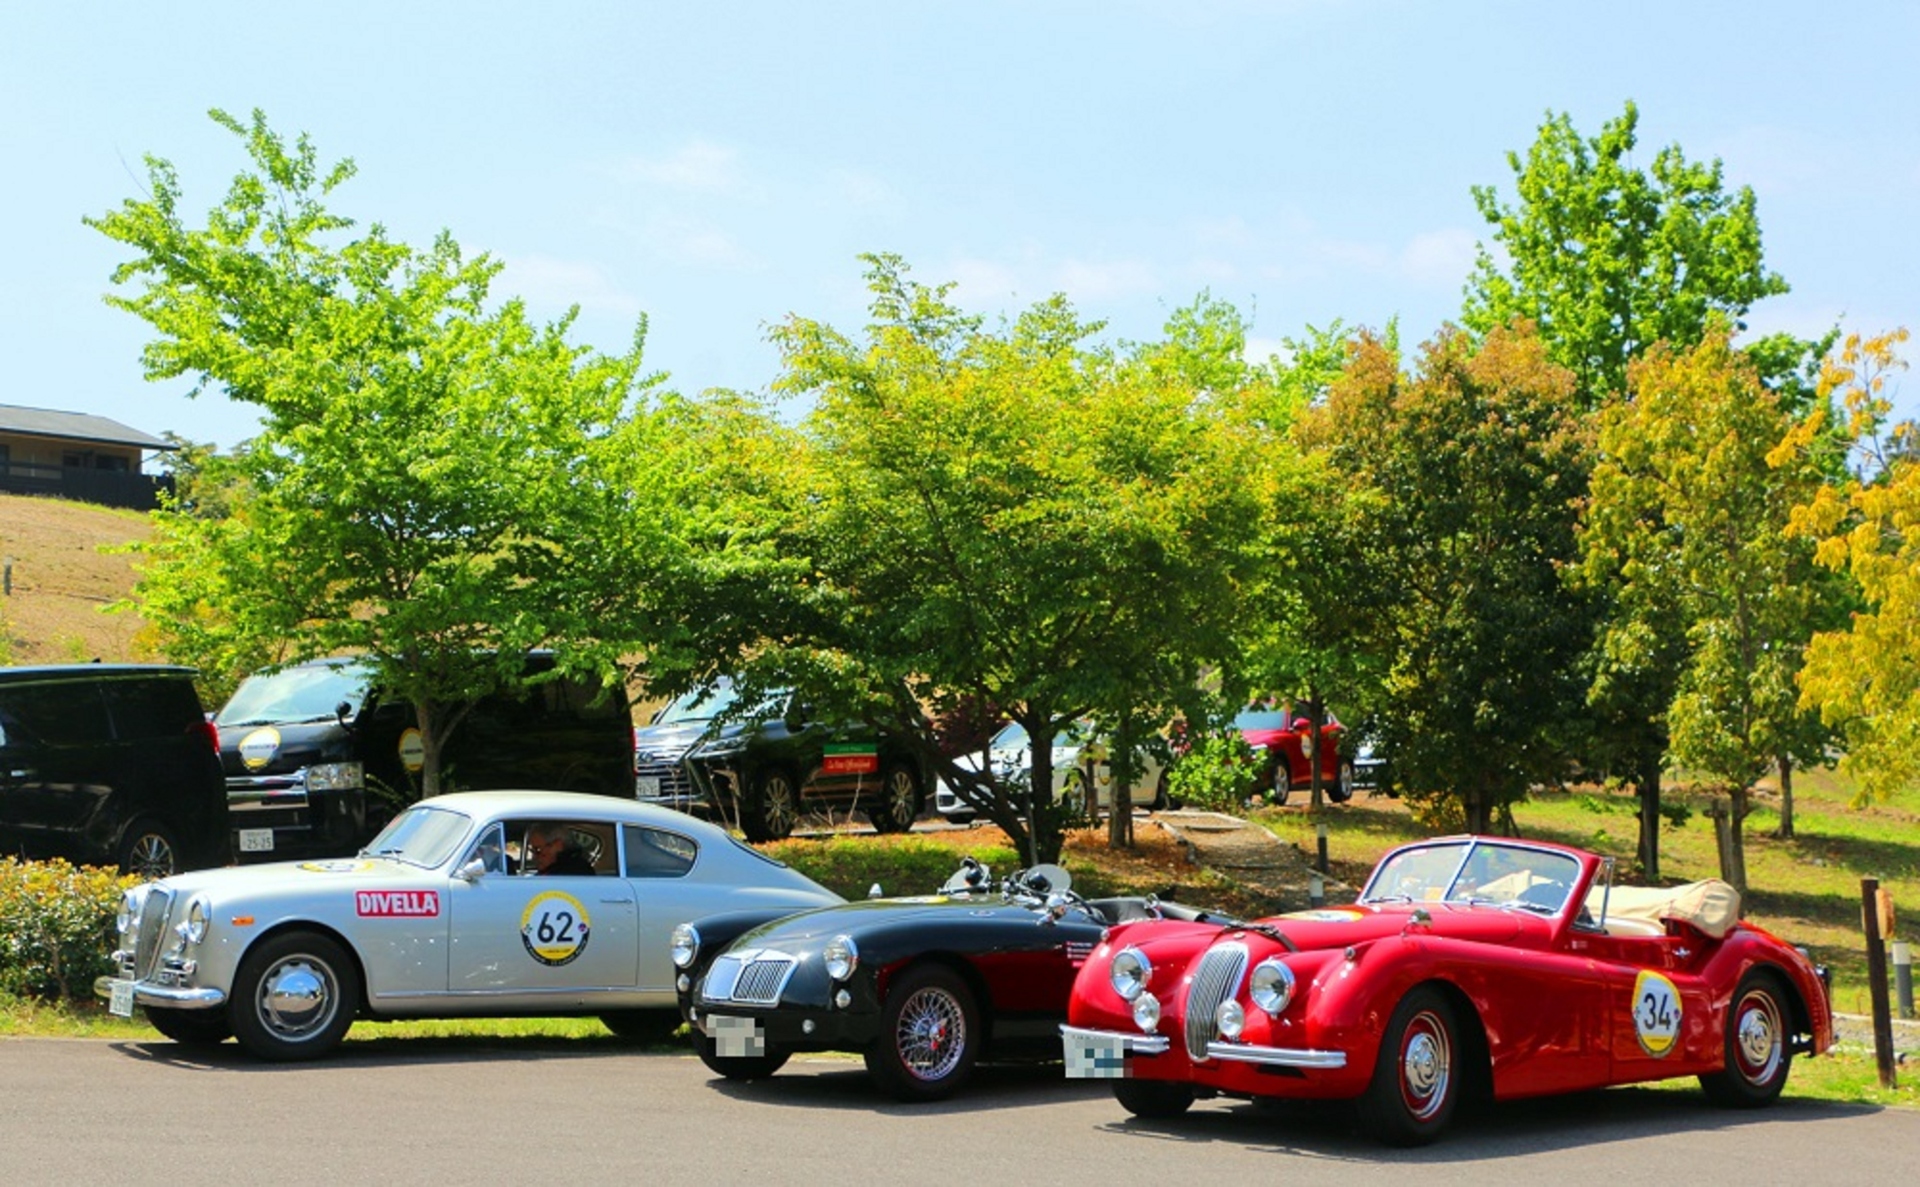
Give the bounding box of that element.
[94,975,228,1010]
[1061,1024,1346,1072]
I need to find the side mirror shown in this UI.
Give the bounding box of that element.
[456,858,487,883]
[334,701,356,728]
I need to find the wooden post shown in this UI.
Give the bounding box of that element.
[1862,878,1898,1090]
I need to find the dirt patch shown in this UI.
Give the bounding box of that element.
[0,493,153,664]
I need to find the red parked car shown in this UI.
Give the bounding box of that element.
[1062,834,1832,1145]
[1231,706,1351,803]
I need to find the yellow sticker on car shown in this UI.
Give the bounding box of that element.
[1632,969,1683,1057]
[521,891,592,967]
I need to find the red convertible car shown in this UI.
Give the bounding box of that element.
[1062,835,1832,1145]
[1232,707,1351,803]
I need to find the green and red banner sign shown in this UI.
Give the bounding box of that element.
[821,742,880,775]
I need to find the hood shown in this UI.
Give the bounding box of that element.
[147,855,439,902]
[1260,902,1534,949]
[220,719,355,776]
[633,718,749,759]
[737,894,1033,948]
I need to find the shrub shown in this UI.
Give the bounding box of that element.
[1166,730,1260,815]
[0,859,138,1002]
[766,837,1022,900]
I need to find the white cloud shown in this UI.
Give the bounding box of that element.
[501,254,645,320]
[616,140,746,194]
[1243,335,1290,366]
[1053,257,1159,302]
[947,257,1028,308]
[1399,228,1477,287]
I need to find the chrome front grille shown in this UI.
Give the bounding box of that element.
[701,951,799,1006]
[1184,941,1249,1061]
[634,758,696,799]
[132,887,176,980]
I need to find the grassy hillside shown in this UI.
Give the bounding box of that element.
[0,493,152,665]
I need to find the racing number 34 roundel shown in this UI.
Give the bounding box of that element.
[1633,968,1683,1057]
[521,891,592,967]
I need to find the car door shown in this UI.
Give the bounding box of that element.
[446,819,639,997]
[0,680,117,862]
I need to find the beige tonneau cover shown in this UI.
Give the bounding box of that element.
[1590,879,1741,939]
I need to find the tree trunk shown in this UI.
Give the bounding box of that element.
[1463,782,1492,834]
[1306,692,1325,811]
[1775,753,1795,840]
[1726,786,1751,898]
[1025,709,1061,865]
[1108,716,1134,849]
[1636,751,1662,883]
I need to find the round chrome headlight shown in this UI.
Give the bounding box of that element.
[1132,992,1162,1033]
[1109,946,1151,1001]
[116,888,146,936]
[823,935,859,982]
[1248,958,1296,1016]
[670,923,700,970]
[1215,998,1246,1040]
[182,896,212,945]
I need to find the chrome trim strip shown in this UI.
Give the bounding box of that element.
[1204,1040,1347,1069]
[1059,1023,1170,1055]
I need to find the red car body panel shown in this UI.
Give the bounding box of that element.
[1234,711,1343,792]
[1065,835,1833,1112]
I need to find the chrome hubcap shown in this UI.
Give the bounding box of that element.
[1400,1011,1451,1120]
[1735,992,1782,1083]
[258,956,338,1040]
[127,834,175,880]
[896,988,966,1081]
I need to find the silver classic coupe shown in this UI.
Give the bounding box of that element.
[97,790,842,1060]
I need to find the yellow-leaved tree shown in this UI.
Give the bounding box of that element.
[1779,329,1916,804]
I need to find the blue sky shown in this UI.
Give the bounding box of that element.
[4,2,1916,456]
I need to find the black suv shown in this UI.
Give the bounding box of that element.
[633,680,928,841]
[214,652,635,862]
[0,664,228,877]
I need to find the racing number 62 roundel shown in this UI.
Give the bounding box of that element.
[521,890,592,967]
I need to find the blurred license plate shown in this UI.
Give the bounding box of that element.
[109,979,134,1018]
[239,828,275,853]
[635,776,661,796]
[1064,1032,1128,1079]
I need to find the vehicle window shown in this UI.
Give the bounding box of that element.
[100,676,204,740]
[1452,845,1580,910]
[1232,709,1290,732]
[1362,842,1470,903]
[655,683,743,725]
[363,804,473,868]
[622,824,697,878]
[216,661,370,728]
[513,820,610,876]
[991,723,1028,748]
[462,822,513,875]
[0,681,111,747]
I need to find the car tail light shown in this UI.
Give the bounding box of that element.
[193,717,220,754]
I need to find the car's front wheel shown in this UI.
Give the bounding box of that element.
[742,768,800,842]
[869,763,921,834]
[228,931,360,1061]
[118,818,180,881]
[1355,985,1461,1146]
[145,1007,232,1048]
[1699,970,1794,1107]
[1113,1079,1196,1118]
[1331,760,1355,804]
[864,963,981,1102]
[695,1032,791,1080]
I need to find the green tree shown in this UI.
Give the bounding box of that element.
[758,256,1274,864]
[1320,324,1591,835]
[1464,101,1789,407]
[90,109,670,798]
[1587,327,1847,892]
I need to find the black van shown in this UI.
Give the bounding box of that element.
[214,652,634,862]
[0,664,228,878]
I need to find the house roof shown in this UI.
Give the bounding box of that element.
[0,403,176,451]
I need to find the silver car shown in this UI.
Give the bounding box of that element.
[96,790,842,1060]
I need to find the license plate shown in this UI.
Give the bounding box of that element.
[703,1013,765,1058]
[1064,1031,1129,1079]
[108,979,134,1018]
[635,775,661,797]
[239,828,275,853]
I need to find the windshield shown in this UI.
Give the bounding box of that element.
[1361,840,1582,914]
[990,722,1082,750]
[654,681,787,726]
[360,804,474,868]
[217,660,371,728]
